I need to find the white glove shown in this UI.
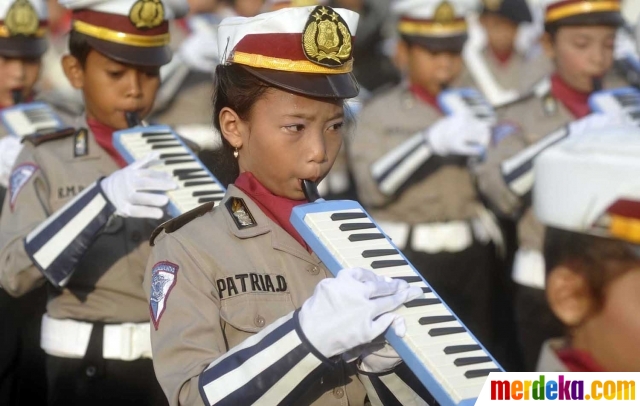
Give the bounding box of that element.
[99,152,177,219]
[0,136,23,188]
[342,335,403,373]
[568,112,633,136]
[298,267,423,359]
[360,340,403,373]
[425,114,491,157]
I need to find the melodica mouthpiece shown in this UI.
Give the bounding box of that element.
[125,111,142,128]
[302,179,321,202]
[11,89,22,105]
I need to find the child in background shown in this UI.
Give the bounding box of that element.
[0,0,187,403]
[533,125,640,372]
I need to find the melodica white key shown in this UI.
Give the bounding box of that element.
[1,102,66,137]
[291,191,503,406]
[588,87,640,125]
[113,125,226,217]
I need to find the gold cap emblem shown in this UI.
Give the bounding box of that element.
[483,0,503,12]
[129,0,165,29]
[434,1,456,24]
[303,6,352,68]
[5,0,39,36]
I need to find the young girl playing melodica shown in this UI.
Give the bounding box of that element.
[145,6,436,406]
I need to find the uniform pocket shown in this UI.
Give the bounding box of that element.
[219,292,296,334]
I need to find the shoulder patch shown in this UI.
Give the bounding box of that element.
[150,261,179,330]
[9,162,38,211]
[149,201,216,246]
[491,121,521,145]
[226,197,256,229]
[22,127,76,147]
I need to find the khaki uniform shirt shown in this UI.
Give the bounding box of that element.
[478,48,551,95]
[145,185,368,406]
[0,117,158,323]
[0,123,8,214]
[349,83,483,224]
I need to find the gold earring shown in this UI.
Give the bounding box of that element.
[233,147,239,159]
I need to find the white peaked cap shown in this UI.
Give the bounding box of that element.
[534,124,640,244]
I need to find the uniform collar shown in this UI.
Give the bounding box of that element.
[86,117,128,168]
[221,185,322,265]
[550,74,591,119]
[536,338,605,372]
[408,83,442,112]
[487,45,514,66]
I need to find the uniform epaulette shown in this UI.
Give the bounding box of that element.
[21,127,77,146]
[150,201,217,246]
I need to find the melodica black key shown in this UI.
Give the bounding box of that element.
[113,124,227,217]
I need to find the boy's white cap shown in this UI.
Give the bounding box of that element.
[60,0,189,66]
[218,6,360,98]
[541,0,623,26]
[391,0,476,20]
[534,124,640,244]
[390,0,474,51]
[59,0,188,19]
[0,0,48,57]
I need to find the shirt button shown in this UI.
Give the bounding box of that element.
[86,365,97,378]
[254,315,265,327]
[333,387,344,399]
[131,231,142,242]
[307,266,320,275]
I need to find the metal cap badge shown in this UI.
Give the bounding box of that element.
[129,0,165,29]
[5,0,39,36]
[302,6,352,68]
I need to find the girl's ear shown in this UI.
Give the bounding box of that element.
[218,107,245,150]
[62,54,85,89]
[546,266,595,327]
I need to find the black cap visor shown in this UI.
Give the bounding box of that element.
[240,65,360,99]
[0,36,47,58]
[546,11,624,30]
[401,34,468,54]
[84,35,172,67]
